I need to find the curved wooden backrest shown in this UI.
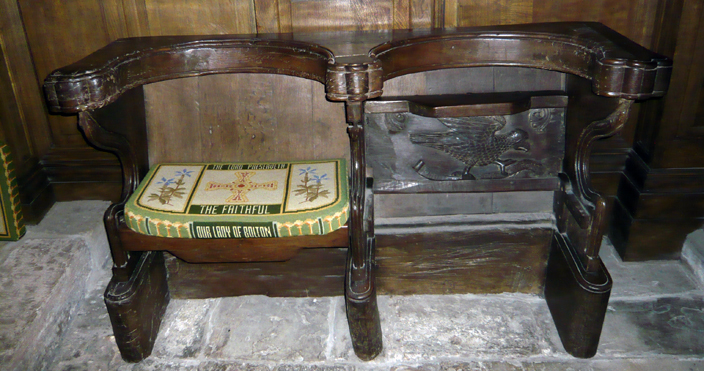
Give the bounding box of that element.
[44,36,334,114]
[369,22,671,100]
[45,23,671,114]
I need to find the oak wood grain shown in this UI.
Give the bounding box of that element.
[165,225,552,298]
[146,75,348,165]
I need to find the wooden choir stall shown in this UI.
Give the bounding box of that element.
[44,22,671,362]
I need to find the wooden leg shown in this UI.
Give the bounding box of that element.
[345,177,382,360]
[104,251,170,362]
[345,235,383,361]
[545,232,611,358]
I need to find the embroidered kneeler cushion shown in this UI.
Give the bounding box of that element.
[124,159,349,238]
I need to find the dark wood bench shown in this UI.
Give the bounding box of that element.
[44,22,671,362]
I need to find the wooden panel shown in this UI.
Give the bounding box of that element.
[393,0,412,28]
[311,79,349,160]
[145,79,202,165]
[41,147,122,203]
[457,0,533,27]
[1,0,57,221]
[411,0,435,28]
[255,0,293,33]
[0,0,52,161]
[142,0,257,164]
[610,198,703,261]
[392,0,435,29]
[166,248,347,298]
[443,0,459,27]
[532,0,660,47]
[17,0,114,148]
[291,0,393,32]
[146,74,348,165]
[98,1,138,39]
[166,224,551,299]
[144,0,255,35]
[382,67,563,97]
[672,0,704,137]
[376,227,552,295]
[255,0,282,33]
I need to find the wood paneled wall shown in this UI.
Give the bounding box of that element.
[0,0,54,222]
[0,0,689,228]
[145,75,348,165]
[608,0,704,261]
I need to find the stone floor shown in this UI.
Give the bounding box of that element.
[2,201,704,371]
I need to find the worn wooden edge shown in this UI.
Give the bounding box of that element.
[365,92,568,117]
[370,22,671,99]
[374,177,560,194]
[117,222,349,263]
[104,251,169,362]
[44,37,334,113]
[43,23,671,114]
[375,212,555,232]
[545,232,611,358]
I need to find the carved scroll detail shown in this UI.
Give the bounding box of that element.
[529,108,563,133]
[567,98,634,272]
[79,112,139,276]
[573,99,633,205]
[79,112,140,201]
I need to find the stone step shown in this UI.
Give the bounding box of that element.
[0,201,110,370]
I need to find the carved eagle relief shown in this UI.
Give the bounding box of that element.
[409,116,530,180]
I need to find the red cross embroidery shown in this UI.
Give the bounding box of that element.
[204,171,278,203]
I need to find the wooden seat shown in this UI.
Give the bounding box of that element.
[43,22,671,362]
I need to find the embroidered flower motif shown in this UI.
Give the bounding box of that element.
[298,167,317,176]
[176,169,194,177]
[295,168,330,203]
[311,174,328,184]
[156,177,175,186]
[149,169,190,206]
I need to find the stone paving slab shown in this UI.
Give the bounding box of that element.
[26,201,110,239]
[600,239,700,298]
[385,359,704,370]
[152,299,217,359]
[0,201,109,371]
[202,296,333,362]
[599,296,704,357]
[47,289,704,370]
[330,295,558,363]
[0,236,109,371]
[48,265,123,371]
